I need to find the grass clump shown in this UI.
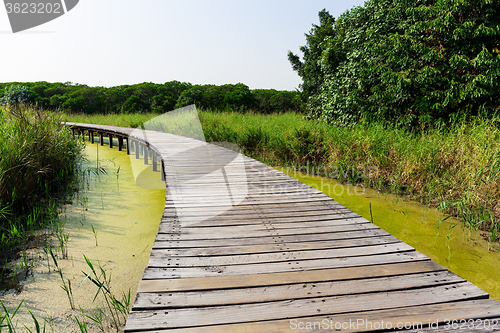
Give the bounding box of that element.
[0,104,83,282]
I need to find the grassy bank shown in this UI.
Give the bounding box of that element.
[0,105,83,271]
[62,110,500,240]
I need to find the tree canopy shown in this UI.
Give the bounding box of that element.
[288,9,338,102]
[0,81,302,114]
[292,0,500,128]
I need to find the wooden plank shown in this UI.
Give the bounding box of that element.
[163,200,346,213]
[125,283,488,330]
[148,243,414,267]
[179,216,367,230]
[168,213,365,228]
[164,201,347,215]
[142,251,429,279]
[163,206,353,218]
[155,222,377,240]
[138,261,445,293]
[152,235,401,256]
[125,299,500,332]
[133,270,463,309]
[152,229,391,248]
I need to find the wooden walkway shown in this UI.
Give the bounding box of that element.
[67,122,500,332]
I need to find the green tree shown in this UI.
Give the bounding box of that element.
[0,85,31,105]
[304,0,500,127]
[288,9,338,102]
[121,95,148,114]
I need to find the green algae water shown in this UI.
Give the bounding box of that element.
[279,168,500,301]
[0,141,165,332]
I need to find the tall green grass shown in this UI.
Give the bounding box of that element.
[60,112,153,129]
[62,110,500,236]
[201,111,500,235]
[0,105,83,260]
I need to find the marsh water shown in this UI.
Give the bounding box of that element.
[279,168,500,301]
[0,141,165,332]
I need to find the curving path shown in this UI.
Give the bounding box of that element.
[67,123,500,332]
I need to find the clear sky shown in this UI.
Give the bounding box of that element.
[0,0,365,91]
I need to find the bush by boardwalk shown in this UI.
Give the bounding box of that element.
[289,0,500,128]
[0,103,83,254]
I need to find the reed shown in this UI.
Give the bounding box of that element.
[49,247,75,310]
[0,104,83,264]
[0,299,23,333]
[81,255,132,332]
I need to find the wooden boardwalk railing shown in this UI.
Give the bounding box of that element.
[67,123,500,332]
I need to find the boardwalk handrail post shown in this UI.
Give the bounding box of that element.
[160,159,165,181]
[152,151,158,172]
[135,141,140,159]
[118,136,123,152]
[143,145,149,165]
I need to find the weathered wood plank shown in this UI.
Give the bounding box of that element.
[142,251,429,279]
[133,270,463,309]
[137,261,445,293]
[125,299,500,332]
[155,222,377,240]
[152,235,401,256]
[125,283,488,330]
[148,243,414,267]
[152,228,391,248]
[171,212,362,228]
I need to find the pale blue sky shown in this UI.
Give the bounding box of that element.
[0,0,365,90]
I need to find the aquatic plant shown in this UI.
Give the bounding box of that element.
[81,255,132,332]
[401,206,409,233]
[49,248,75,310]
[91,224,98,247]
[435,215,452,248]
[0,299,23,333]
[25,309,47,333]
[446,222,458,266]
[74,316,88,333]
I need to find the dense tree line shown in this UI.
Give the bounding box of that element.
[290,0,500,128]
[0,81,302,114]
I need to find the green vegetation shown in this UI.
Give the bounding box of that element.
[288,9,337,103]
[0,81,302,115]
[290,0,500,127]
[0,104,83,271]
[81,255,132,332]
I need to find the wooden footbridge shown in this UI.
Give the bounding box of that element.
[67,122,500,332]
